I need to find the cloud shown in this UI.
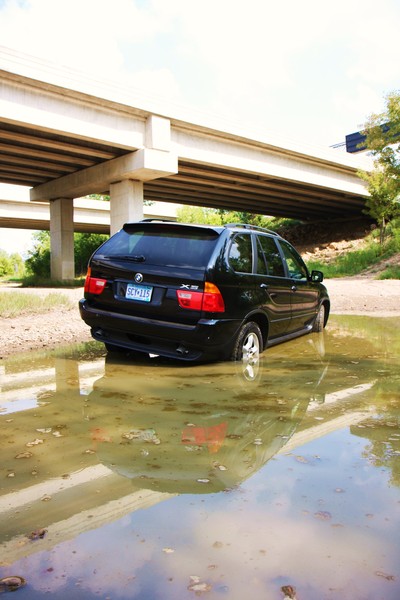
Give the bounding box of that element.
[1,0,400,144]
[0,0,158,74]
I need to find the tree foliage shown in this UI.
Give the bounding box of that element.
[74,233,108,275]
[360,91,400,243]
[25,231,108,278]
[363,92,400,177]
[0,249,23,277]
[176,205,272,227]
[177,206,224,225]
[358,169,400,243]
[25,231,51,278]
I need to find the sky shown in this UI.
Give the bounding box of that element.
[1,0,400,254]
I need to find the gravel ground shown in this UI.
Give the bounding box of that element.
[1,278,399,359]
[0,286,90,359]
[324,277,400,315]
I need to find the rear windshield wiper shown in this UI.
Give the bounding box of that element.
[99,254,146,262]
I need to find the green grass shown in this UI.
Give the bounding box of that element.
[307,237,400,278]
[377,265,400,279]
[0,291,73,318]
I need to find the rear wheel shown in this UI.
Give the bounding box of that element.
[312,304,325,333]
[231,322,262,365]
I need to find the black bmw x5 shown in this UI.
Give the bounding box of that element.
[79,220,329,362]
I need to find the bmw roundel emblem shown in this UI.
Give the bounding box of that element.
[134,273,143,283]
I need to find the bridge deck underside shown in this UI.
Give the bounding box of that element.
[0,122,366,221]
[145,161,365,220]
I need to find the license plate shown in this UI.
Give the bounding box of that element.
[125,283,153,302]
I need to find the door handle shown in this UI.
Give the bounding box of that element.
[260,283,277,299]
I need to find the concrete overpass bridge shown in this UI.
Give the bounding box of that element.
[0,189,179,234]
[0,46,372,279]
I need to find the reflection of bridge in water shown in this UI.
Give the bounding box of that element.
[0,346,375,563]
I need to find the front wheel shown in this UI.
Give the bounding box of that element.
[312,304,326,333]
[231,322,263,365]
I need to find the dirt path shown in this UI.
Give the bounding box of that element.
[1,279,399,359]
[324,277,400,316]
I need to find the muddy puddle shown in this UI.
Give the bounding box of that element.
[0,315,399,599]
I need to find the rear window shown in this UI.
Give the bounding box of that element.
[95,224,220,269]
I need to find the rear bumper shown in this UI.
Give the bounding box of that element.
[79,299,240,361]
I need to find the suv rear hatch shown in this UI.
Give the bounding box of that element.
[84,222,222,326]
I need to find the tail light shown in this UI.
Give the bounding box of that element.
[84,267,107,295]
[176,282,225,313]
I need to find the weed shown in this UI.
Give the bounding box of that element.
[377,265,400,280]
[308,236,400,278]
[0,291,72,318]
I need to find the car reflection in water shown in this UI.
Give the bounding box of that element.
[0,322,382,514]
[0,337,328,561]
[84,337,328,495]
[0,320,386,534]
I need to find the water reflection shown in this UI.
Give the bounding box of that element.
[85,354,311,494]
[0,315,399,599]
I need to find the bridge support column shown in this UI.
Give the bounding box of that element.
[50,198,74,281]
[109,180,144,235]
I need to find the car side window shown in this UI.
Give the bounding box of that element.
[256,235,285,277]
[279,240,308,280]
[228,233,253,273]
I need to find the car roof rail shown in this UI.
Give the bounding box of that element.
[224,223,280,236]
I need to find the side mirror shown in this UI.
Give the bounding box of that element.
[311,270,324,283]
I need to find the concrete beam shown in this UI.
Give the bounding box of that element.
[0,69,145,150]
[30,148,178,202]
[0,195,179,232]
[172,127,369,197]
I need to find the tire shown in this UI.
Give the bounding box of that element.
[312,304,325,333]
[231,322,263,363]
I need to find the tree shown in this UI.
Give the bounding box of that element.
[362,92,400,178]
[25,231,108,278]
[25,231,51,278]
[177,205,223,225]
[74,233,108,275]
[0,249,13,277]
[9,253,25,278]
[176,205,271,227]
[359,168,400,244]
[360,91,400,242]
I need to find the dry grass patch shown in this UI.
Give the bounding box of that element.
[0,291,72,318]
